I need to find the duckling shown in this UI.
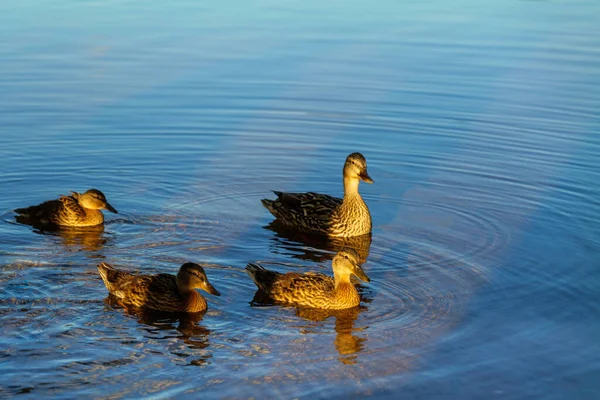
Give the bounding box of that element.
[261,152,373,237]
[246,248,369,310]
[97,262,220,313]
[14,189,117,227]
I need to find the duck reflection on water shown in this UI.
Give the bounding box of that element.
[248,249,371,364]
[264,221,372,264]
[251,293,369,364]
[297,306,368,364]
[103,296,213,365]
[24,224,109,252]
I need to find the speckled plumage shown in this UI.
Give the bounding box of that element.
[246,248,369,310]
[262,152,373,237]
[14,189,117,227]
[97,262,220,313]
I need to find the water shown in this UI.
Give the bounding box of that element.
[1,0,599,398]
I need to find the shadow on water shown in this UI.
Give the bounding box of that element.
[103,296,213,365]
[263,221,372,264]
[12,220,110,253]
[250,288,371,364]
[1,0,598,396]
[295,306,368,365]
[42,226,108,253]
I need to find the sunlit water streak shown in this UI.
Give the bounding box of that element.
[1,0,599,398]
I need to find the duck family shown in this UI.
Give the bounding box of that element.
[14,152,374,314]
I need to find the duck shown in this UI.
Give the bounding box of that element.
[14,189,117,228]
[97,262,221,313]
[261,152,373,237]
[246,248,369,310]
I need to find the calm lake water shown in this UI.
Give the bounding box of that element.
[1,1,599,398]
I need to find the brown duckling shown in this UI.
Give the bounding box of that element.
[246,248,369,310]
[14,189,117,227]
[97,262,220,313]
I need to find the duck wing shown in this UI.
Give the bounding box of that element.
[97,262,137,297]
[273,272,336,308]
[279,192,341,218]
[247,263,335,307]
[100,267,179,307]
[262,191,342,232]
[14,194,85,226]
[53,195,86,225]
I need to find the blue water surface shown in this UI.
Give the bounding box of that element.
[0,1,599,398]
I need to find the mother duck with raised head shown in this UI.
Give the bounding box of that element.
[261,152,373,238]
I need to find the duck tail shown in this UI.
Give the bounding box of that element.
[260,198,274,210]
[261,191,286,215]
[97,262,129,296]
[97,262,113,280]
[13,205,42,225]
[245,263,279,292]
[14,205,34,216]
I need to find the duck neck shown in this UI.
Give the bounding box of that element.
[334,272,352,289]
[177,277,193,294]
[343,177,361,199]
[333,273,359,307]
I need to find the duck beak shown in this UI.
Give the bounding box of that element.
[104,202,118,214]
[359,170,374,184]
[352,264,370,283]
[203,281,221,296]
